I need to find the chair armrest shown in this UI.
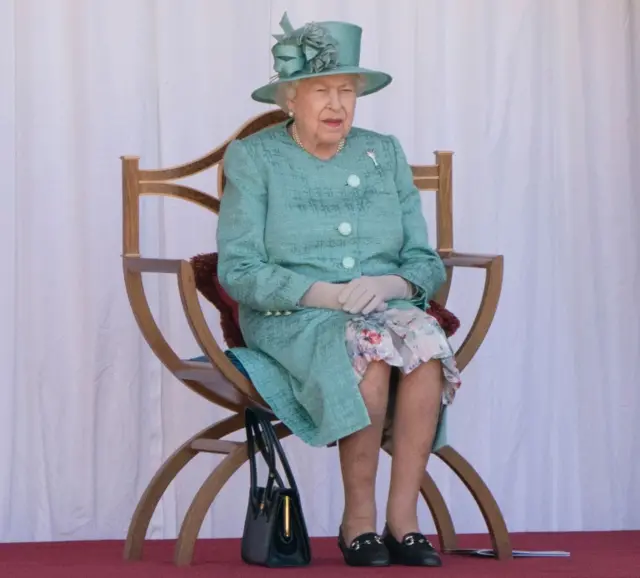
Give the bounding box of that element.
[123,256,184,274]
[435,252,504,372]
[438,251,502,269]
[122,253,260,407]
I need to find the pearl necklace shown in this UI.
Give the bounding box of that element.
[291,122,345,155]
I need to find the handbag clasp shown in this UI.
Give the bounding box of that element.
[283,495,291,538]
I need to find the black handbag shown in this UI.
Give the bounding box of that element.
[240,407,312,567]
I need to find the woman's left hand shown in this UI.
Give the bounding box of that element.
[338,275,412,315]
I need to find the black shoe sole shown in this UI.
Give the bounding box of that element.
[388,554,442,567]
[344,558,391,567]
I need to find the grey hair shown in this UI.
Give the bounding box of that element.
[274,75,367,114]
[274,81,301,114]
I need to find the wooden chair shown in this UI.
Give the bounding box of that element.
[121,109,509,566]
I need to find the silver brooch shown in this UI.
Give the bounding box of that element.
[366,150,379,167]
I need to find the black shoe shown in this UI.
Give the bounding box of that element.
[338,527,390,567]
[382,524,442,567]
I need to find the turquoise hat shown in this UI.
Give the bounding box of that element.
[251,12,393,104]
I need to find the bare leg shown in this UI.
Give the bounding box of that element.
[386,359,443,539]
[338,361,390,544]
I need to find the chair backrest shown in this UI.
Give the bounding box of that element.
[122,109,454,259]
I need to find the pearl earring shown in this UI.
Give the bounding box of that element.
[288,111,294,117]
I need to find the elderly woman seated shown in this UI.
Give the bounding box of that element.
[217,14,460,568]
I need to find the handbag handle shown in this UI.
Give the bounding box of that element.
[246,408,284,504]
[245,409,286,513]
[245,407,300,502]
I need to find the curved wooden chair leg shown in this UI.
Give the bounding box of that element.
[174,422,292,566]
[435,445,512,560]
[124,412,245,561]
[420,471,457,551]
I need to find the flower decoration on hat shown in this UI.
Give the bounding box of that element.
[271,12,339,80]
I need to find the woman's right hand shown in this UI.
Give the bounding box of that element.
[300,282,345,310]
[338,275,411,315]
[301,282,387,313]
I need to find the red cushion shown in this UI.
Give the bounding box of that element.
[189,252,460,349]
[190,253,246,348]
[426,298,461,337]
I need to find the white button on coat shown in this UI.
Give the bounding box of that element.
[338,222,352,236]
[342,256,355,269]
[347,174,360,188]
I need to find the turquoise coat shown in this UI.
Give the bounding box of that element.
[216,121,447,447]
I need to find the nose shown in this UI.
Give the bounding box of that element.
[328,88,341,110]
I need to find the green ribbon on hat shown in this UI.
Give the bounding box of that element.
[271,12,339,79]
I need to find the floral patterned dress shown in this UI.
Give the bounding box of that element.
[345,306,461,445]
[221,305,459,447]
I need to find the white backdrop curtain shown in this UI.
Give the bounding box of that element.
[1,0,639,543]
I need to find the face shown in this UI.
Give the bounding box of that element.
[287,74,358,147]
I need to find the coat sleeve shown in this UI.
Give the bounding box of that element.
[389,135,446,301]
[216,139,317,312]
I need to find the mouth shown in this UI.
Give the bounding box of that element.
[322,119,344,129]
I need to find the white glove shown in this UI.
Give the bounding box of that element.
[338,275,412,315]
[301,281,390,312]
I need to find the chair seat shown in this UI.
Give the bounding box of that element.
[176,359,252,408]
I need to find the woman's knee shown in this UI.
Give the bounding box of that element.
[359,361,391,419]
[402,359,442,390]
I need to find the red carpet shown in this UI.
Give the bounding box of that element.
[0,532,638,577]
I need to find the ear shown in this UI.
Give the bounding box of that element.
[286,96,296,117]
[285,81,300,116]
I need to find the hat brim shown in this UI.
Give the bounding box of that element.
[251,66,392,104]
